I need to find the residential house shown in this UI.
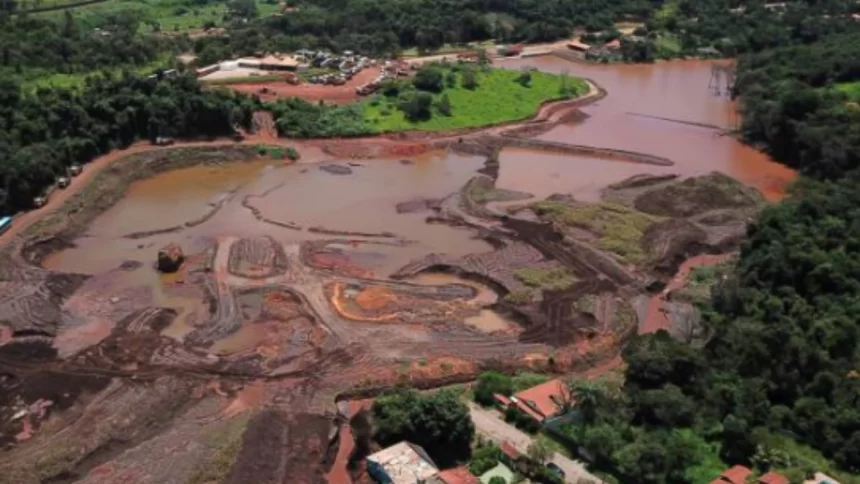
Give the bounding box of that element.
[711,465,752,484]
[430,467,479,484]
[512,379,571,423]
[367,441,439,484]
[757,472,790,484]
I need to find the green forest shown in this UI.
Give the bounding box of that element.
[0,0,858,480]
[0,72,256,213]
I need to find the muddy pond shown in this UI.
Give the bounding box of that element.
[44,57,796,338]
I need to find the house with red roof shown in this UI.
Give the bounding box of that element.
[495,379,572,423]
[711,465,753,484]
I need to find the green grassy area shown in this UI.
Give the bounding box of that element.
[531,200,659,265]
[37,0,280,32]
[21,54,172,90]
[364,67,588,132]
[514,267,577,291]
[835,80,860,100]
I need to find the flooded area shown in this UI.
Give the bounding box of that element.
[44,150,492,277]
[499,57,796,200]
[41,57,796,344]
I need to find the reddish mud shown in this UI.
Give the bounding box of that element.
[0,57,799,484]
[641,253,733,333]
[228,67,382,104]
[498,57,796,200]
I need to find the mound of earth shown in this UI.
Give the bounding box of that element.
[228,237,289,279]
[632,171,764,217]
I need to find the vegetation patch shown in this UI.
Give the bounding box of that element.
[514,267,577,291]
[835,81,860,101]
[187,414,251,484]
[364,64,587,132]
[674,261,733,303]
[531,200,659,265]
[633,172,764,218]
[503,288,535,305]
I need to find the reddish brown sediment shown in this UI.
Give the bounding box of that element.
[0,58,796,484]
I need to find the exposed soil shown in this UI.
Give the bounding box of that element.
[0,59,780,484]
[229,67,382,105]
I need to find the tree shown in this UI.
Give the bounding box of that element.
[398,91,433,121]
[570,380,603,424]
[436,93,452,116]
[413,65,444,92]
[516,69,532,87]
[445,71,457,88]
[462,69,478,90]
[474,372,512,406]
[526,440,552,465]
[372,389,475,467]
[489,477,507,484]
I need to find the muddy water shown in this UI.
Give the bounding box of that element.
[498,58,796,200]
[497,147,676,202]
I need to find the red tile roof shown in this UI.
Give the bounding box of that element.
[493,394,511,406]
[500,441,521,460]
[757,472,789,484]
[512,379,570,421]
[720,465,753,484]
[437,467,479,484]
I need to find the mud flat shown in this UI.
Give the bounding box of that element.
[0,57,798,484]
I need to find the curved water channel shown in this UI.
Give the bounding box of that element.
[43,57,796,338]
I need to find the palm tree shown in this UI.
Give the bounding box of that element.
[570,380,603,424]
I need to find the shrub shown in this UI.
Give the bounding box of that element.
[284,147,300,161]
[489,477,508,484]
[397,91,433,121]
[474,372,513,406]
[413,65,445,92]
[436,93,452,116]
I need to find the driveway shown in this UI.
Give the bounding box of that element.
[468,403,602,484]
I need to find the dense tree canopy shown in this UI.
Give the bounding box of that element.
[372,388,475,468]
[0,73,256,213]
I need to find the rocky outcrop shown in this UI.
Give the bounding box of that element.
[156,243,184,273]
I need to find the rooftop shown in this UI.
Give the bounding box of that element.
[367,441,438,484]
[512,379,570,421]
[434,467,479,484]
[716,465,753,484]
[499,441,520,460]
[758,472,789,484]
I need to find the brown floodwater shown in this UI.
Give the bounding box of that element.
[43,57,798,343]
[498,57,796,200]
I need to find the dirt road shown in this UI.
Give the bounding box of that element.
[467,403,601,484]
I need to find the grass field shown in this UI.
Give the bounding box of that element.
[835,80,860,100]
[364,67,587,132]
[15,54,172,90]
[37,0,280,32]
